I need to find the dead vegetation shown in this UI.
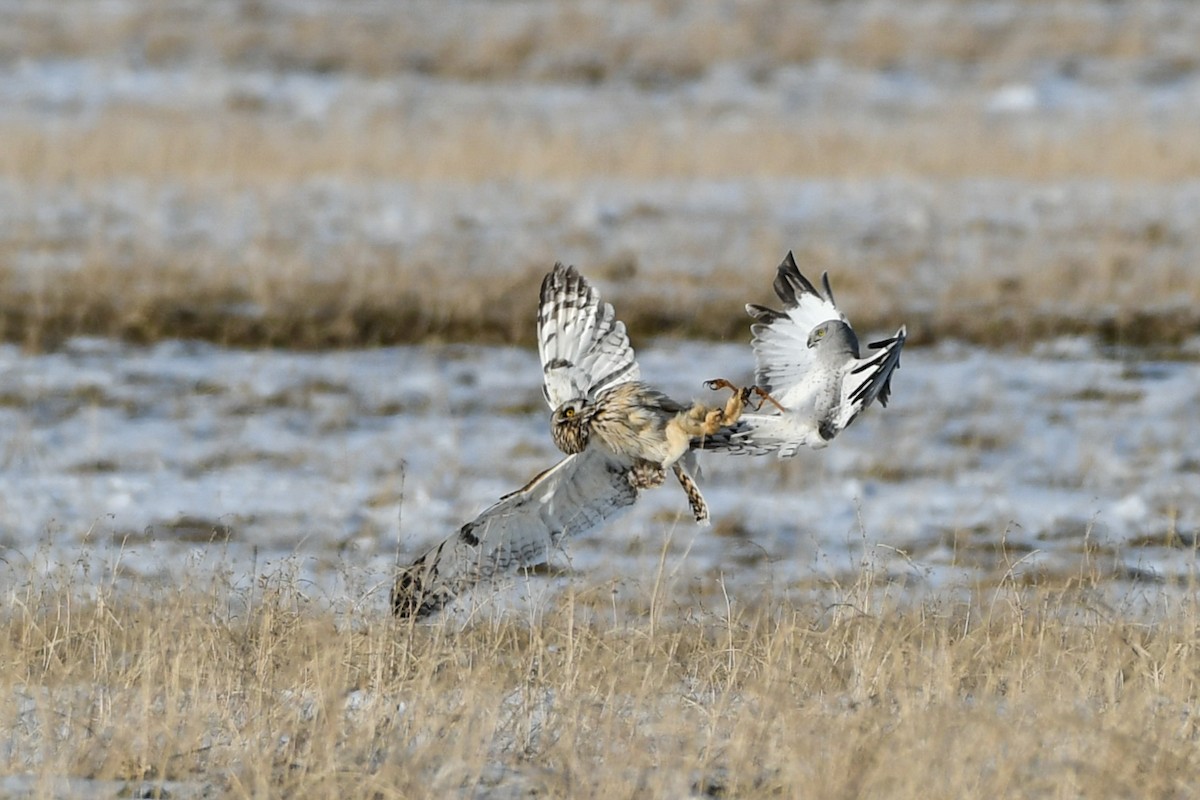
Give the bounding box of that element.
[2,252,1197,353]
[7,111,1200,186]
[5,0,1198,85]
[2,550,1198,798]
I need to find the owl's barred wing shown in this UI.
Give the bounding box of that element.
[538,263,640,410]
[392,449,639,618]
[747,252,846,394]
[833,325,906,431]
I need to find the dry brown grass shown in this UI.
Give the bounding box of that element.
[0,260,545,351]
[5,0,1197,84]
[3,238,1197,353]
[6,112,1200,186]
[3,551,1199,798]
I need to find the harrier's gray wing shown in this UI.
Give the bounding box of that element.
[392,448,638,618]
[747,251,846,398]
[832,325,907,432]
[537,263,640,410]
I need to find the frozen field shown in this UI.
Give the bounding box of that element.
[0,0,1196,629]
[3,336,1198,617]
[4,4,1200,794]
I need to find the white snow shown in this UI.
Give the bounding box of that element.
[0,337,1195,615]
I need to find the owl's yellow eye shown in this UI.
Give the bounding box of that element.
[563,407,576,418]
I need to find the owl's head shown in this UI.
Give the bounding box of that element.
[551,399,591,454]
[806,320,860,357]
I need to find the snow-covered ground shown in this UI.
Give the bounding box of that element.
[5,53,1200,125]
[3,0,1199,619]
[2,337,1197,616]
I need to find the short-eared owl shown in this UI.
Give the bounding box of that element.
[538,263,758,522]
[391,263,756,619]
[702,251,906,457]
[392,448,641,619]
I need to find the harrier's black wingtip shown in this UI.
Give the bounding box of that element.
[773,251,822,308]
[820,271,836,307]
[746,302,787,324]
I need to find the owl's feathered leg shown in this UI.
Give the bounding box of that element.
[627,459,667,489]
[704,378,786,413]
[671,462,709,523]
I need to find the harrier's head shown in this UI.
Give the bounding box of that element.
[806,320,860,358]
[551,398,593,454]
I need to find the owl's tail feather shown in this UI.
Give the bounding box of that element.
[391,544,454,619]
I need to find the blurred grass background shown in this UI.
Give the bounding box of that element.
[2,0,1198,350]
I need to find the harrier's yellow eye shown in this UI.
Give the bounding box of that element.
[816,327,826,338]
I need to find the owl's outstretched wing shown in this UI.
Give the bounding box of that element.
[392,448,639,619]
[537,263,640,410]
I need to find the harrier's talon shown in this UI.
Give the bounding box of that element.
[752,385,787,413]
[704,378,737,393]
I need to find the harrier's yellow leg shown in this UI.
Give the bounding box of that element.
[705,378,786,413]
[675,386,742,438]
[677,381,753,437]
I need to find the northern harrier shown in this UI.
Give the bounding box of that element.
[702,252,906,457]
